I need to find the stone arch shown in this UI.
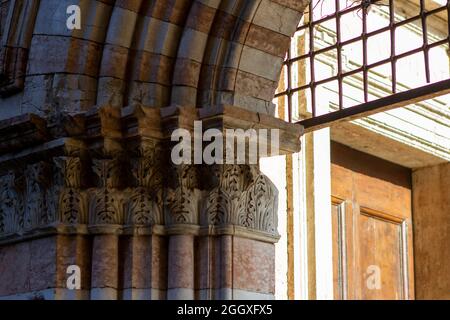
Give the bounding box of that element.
[0,0,307,300]
[17,0,308,116]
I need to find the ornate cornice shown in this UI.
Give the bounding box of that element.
[0,105,303,243]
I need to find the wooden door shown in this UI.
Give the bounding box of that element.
[331,142,414,300]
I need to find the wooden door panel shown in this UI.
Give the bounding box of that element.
[331,142,414,300]
[357,210,407,300]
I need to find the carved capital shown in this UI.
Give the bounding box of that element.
[23,162,51,229]
[125,139,164,226]
[165,164,201,225]
[0,171,24,234]
[203,164,278,235]
[52,157,87,225]
[89,158,124,225]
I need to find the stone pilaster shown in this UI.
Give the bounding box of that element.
[0,104,302,300]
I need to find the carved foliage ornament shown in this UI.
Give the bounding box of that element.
[53,157,87,225]
[0,152,279,237]
[0,171,23,234]
[126,141,164,226]
[204,165,278,234]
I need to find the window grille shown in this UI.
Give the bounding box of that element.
[275,0,450,131]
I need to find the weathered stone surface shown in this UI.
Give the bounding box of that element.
[233,237,275,294]
[0,0,308,117]
[0,0,308,300]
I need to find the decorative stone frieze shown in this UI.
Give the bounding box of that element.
[0,104,301,242]
[0,0,310,300]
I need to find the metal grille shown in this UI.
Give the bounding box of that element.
[275,0,450,131]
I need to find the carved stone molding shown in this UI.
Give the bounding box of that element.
[0,105,302,242]
[0,0,40,96]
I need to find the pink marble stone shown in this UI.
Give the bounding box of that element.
[232,237,275,294]
[0,236,59,297]
[168,235,194,290]
[91,235,119,289]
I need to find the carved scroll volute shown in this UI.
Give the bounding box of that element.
[53,157,87,225]
[89,158,124,225]
[0,171,24,235]
[0,0,40,96]
[24,162,51,229]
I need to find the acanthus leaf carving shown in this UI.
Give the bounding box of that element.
[89,158,123,225]
[52,157,87,225]
[165,164,200,225]
[204,164,278,235]
[0,171,24,235]
[125,140,164,226]
[24,162,51,229]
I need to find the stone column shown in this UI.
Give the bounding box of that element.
[167,233,196,300]
[88,157,123,300]
[90,232,119,300]
[0,104,302,300]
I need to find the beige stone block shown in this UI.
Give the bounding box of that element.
[235,70,278,101]
[27,35,102,76]
[271,0,310,11]
[185,1,216,33]
[177,27,209,63]
[172,58,202,87]
[197,0,221,9]
[148,0,192,25]
[129,51,174,85]
[220,0,259,23]
[97,77,125,107]
[171,86,198,107]
[253,0,302,36]
[99,44,130,79]
[133,16,182,57]
[34,0,113,43]
[115,0,142,12]
[128,82,170,108]
[246,24,290,58]
[239,45,284,81]
[105,6,138,48]
[209,10,239,41]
